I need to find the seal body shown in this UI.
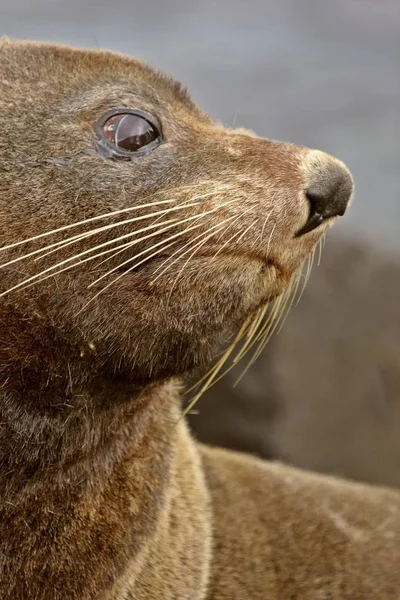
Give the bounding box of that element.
[1,39,399,600]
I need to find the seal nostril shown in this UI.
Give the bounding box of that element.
[294,188,324,237]
[305,188,324,215]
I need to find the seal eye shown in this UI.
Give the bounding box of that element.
[95,109,161,157]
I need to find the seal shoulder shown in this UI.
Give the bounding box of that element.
[200,444,400,599]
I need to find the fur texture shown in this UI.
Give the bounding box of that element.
[1,39,399,600]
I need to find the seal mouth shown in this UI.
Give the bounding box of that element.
[294,212,326,237]
[115,255,171,274]
[114,251,289,289]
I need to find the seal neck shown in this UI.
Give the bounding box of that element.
[0,378,184,599]
[0,376,180,488]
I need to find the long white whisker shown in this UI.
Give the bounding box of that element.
[253,293,285,345]
[33,202,202,262]
[87,198,242,289]
[11,200,239,297]
[152,205,254,284]
[260,207,274,243]
[232,304,268,365]
[165,216,252,300]
[317,236,324,266]
[185,209,279,398]
[77,241,180,314]
[296,247,315,306]
[75,200,244,311]
[0,239,162,296]
[244,294,286,370]
[185,218,257,300]
[1,197,241,297]
[187,302,269,399]
[150,219,236,285]
[276,266,302,335]
[0,183,234,254]
[65,202,218,274]
[0,199,177,254]
[0,199,207,271]
[167,229,227,301]
[265,222,277,258]
[182,315,253,415]
[272,276,296,336]
[209,210,256,264]
[0,214,187,296]
[185,310,257,395]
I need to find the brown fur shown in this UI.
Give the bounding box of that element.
[0,39,399,600]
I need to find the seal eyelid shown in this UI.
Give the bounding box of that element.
[94,108,162,159]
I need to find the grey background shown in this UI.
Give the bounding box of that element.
[1,0,400,253]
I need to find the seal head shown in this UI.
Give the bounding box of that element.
[0,39,353,391]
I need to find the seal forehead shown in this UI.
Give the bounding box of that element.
[0,38,199,117]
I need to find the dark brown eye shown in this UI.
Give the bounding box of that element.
[95,109,161,157]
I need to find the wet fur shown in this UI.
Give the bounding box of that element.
[1,39,400,600]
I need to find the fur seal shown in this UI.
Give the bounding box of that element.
[1,39,400,600]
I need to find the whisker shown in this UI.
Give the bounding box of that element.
[185,310,257,396]
[0,198,176,253]
[165,228,228,301]
[243,293,287,371]
[186,209,281,398]
[0,192,219,269]
[0,239,162,296]
[0,205,197,272]
[276,265,303,335]
[0,215,184,296]
[265,222,277,258]
[317,236,324,266]
[182,315,253,417]
[296,246,315,306]
[92,207,220,272]
[164,214,256,300]
[232,304,268,365]
[0,180,236,254]
[187,240,310,396]
[150,219,237,286]
[76,240,180,314]
[210,216,257,264]
[0,183,235,265]
[182,222,260,373]
[193,306,266,395]
[87,198,242,289]
[235,301,284,381]
[185,219,322,400]
[77,200,245,311]
[187,301,269,398]
[271,275,297,336]
[33,202,202,262]
[152,205,254,284]
[253,288,287,346]
[260,207,275,243]
[1,197,243,297]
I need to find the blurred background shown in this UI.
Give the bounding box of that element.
[2,0,399,486]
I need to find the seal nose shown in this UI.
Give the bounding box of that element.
[296,162,353,237]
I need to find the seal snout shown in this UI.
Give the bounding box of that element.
[296,153,354,237]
